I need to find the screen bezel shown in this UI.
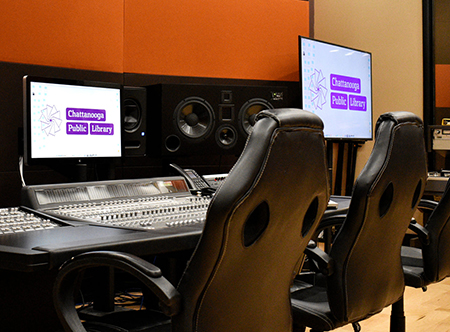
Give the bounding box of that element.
[299,36,373,142]
[23,75,123,166]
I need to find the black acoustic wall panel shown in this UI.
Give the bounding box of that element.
[147,83,289,156]
[122,86,147,157]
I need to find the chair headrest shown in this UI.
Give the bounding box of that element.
[256,108,324,130]
[375,111,423,134]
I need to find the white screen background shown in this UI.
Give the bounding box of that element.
[30,81,121,159]
[301,38,372,139]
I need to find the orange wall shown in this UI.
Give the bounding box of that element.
[124,0,309,81]
[0,0,124,73]
[436,64,450,108]
[0,1,308,81]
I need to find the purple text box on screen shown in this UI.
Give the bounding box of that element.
[90,123,114,135]
[66,108,106,122]
[67,122,89,135]
[349,95,367,112]
[330,74,361,94]
[331,92,348,110]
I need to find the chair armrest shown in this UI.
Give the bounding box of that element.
[305,240,335,276]
[314,214,346,253]
[319,214,346,227]
[53,251,181,332]
[408,219,430,245]
[417,199,438,212]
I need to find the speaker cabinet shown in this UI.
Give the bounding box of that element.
[122,86,147,157]
[147,83,289,156]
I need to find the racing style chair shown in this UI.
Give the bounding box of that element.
[53,108,330,332]
[290,112,428,332]
[400,176,450,313]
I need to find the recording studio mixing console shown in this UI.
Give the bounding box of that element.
[0,176,222,273]
[2,175,348,273]
[21,176,213,230]
[49,195,211,230]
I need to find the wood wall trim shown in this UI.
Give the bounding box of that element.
[436,64,450,108]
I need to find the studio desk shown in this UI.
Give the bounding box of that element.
[0,176,350,331]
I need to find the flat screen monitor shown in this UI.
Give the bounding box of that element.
[299,36,373,141]
[23,76,122,165]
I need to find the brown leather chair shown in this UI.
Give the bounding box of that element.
[291,112,428,332]
[53,108,330,332]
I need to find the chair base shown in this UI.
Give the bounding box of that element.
[352,322,361,331]
[390,298,406,332]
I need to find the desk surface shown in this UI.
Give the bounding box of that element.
[0,195,351,272]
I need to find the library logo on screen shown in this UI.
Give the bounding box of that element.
[40,105,62,136]
[308,69,328,110]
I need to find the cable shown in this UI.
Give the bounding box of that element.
[19,156,26,187]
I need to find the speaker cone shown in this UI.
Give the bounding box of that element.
[123,98,141,133]
[174,97,214,139]
[239,98,273,135]
[216,125,237,148]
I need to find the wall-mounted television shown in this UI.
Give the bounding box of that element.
[299,36,373,141]
[23,76,123,166]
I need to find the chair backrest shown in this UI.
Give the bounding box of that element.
[422,178,450,282]
[327,112,428,323]
[172,108,330,332]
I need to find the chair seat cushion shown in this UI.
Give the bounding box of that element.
[291,283,336,331]
[401,246,427,288]
[401,246,423,267]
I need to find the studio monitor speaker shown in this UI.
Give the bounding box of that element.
[122,86,147,157]
[147,83,289,156]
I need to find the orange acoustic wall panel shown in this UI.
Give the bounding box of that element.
[436,64,450,108]
[0,0,124,73]
[124,0,309,81]
[0,1,309,81]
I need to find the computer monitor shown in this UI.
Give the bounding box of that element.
[299,36,373,141]
[23,76,122,166]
